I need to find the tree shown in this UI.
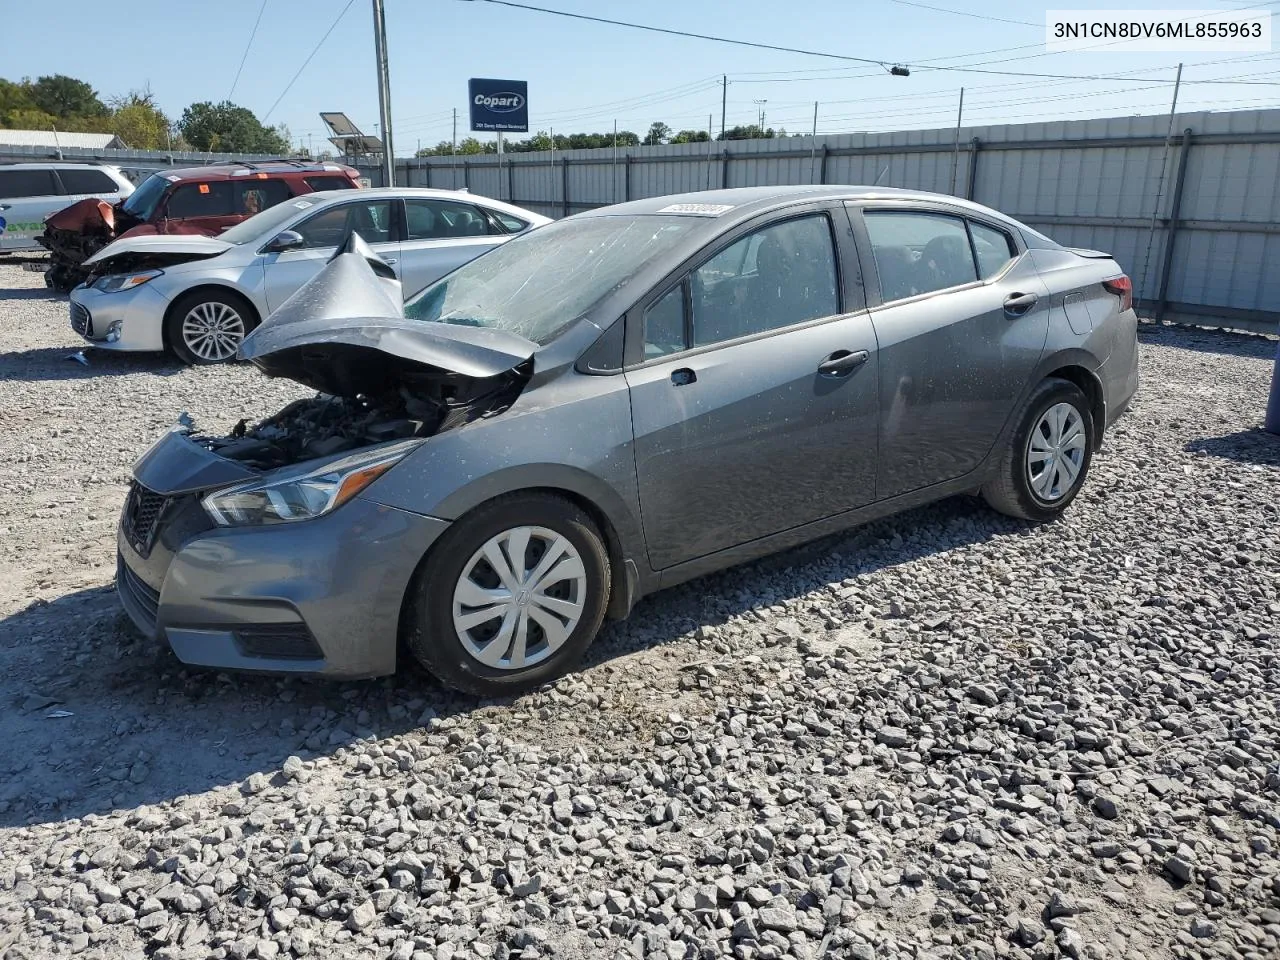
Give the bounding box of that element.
[178,100,289,154]
[29,74,107,119]
[106,88,173,150]
[456,137,486,155]
[718,124,775,141]
[643,122,672,146]
[670,129,710,144]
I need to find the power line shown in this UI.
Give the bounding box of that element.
[229,0,268,101]
[888,0,1040,28]
[263,0,358,122]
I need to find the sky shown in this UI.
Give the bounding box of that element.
[2,0,1278,152]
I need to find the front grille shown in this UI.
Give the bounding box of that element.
[117,554,160,634]
[70,301,92,336]
[122,482,168,558]
[234,624,324,661]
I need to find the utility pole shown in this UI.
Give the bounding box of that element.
[451,108,458,188]
[753,99,768,134]
[809,101,819,183]
[705,113,714,189]
[613,119,618,202]
[371,0,395,187]
[950,88,964,195]
[720,75,727,142]
[1137,62,1184,313]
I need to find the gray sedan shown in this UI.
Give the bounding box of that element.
[116,186,1138,695]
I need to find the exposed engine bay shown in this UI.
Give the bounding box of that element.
[192,363,530,471]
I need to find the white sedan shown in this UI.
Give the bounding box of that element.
[68,188,550,364]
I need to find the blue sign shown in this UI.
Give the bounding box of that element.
[468,78,529,133]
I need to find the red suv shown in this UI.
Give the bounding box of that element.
[40,160,363,291]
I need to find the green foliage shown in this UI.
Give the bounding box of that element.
[178,100,289,154]
[670,129,711,143]
[718,125,776,141]
[106,88,173,150]
[29,74,107,119]
[643,122,672,146]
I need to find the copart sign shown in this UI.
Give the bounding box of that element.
[468,78,529,133]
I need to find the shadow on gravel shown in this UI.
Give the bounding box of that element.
[0,346,184,381]
[0,286,61,300]
[1185,428,1280,466]
[1139,322,1277,360]
[0,494,1019,829]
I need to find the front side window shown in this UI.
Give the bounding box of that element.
[58,168,121,195]
[690,214,839,347]
[165,181,236,219]
[404,199,495,240]
[643,284,686,359]
[864,211,977,303]
[0,169,58,199]
[970,221,1017,279]
[293,200,393,248]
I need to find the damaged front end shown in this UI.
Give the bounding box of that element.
[142,233,535,496]
[37,199,121,292]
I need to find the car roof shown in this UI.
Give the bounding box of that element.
[299,187,551,220]
[143,161,357,182]
[0,161,121,171]
[576,185,1028,232]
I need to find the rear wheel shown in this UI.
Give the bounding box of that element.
[405,493,611,696]
[166,289,257,365]
[982,378,1094,521]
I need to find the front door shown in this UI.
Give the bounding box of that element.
[261,198,400,311]
[626,212,880,571]
[851,204,1050,499]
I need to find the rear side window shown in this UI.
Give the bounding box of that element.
[58,168,122,195]
[0,169,58,198]
[304,175,356,192]
[165,182,236,219]
[969,221,1017,279]
[404,199,496,240]
[494,212,529,233]
[864,211,977,302]
[235,180,291,217]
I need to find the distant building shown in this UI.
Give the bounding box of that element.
[0,130,127,150]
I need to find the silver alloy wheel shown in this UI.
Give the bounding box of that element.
[1026,401,1087,502]
[452,525,587,670]
[181,301,246,362]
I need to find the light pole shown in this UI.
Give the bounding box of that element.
[372,0,395,187]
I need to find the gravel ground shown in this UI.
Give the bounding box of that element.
[0,256,1277,960]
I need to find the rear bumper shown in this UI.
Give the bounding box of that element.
[116,495,450,678]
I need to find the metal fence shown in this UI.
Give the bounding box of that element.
[4,109,1278,334]
[368,108,1280,336]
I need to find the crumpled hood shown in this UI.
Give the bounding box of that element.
[85,233,232,265]
[239,233,536,397]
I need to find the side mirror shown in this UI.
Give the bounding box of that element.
[265,230,305,253]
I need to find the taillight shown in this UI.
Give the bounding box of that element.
[1103,275,1133,313]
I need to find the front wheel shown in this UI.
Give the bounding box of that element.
[982,378,1094,522]
[166,289,257,365]
[405,493,611,696]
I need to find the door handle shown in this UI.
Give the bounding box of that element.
[383,258,397,265]
[817,349,869,377]
[670,367,696,386]
[0,204,10,211]
[1003,292,1039,317]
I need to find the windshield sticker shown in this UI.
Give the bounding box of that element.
[293,200,314,209]
[656,202,735,216]
[164,175,180,182]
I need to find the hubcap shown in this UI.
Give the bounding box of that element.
[1026,401,1087,502]
[182,302,245,362]
[452,525,587,671]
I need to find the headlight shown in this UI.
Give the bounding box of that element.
[202,439,420,527]
[94,269,162,293]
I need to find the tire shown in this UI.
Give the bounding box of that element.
[982,377,1094,522]
[165,289,257,365]
[405,493,611,696]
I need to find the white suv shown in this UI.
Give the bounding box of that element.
[0,163,135,252]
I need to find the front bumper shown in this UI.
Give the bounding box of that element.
[116,493,450,678]
[70,282,169,352]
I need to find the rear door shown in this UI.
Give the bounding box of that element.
[625,207,880,571]
[0,168,61,251]
[397,198,508,297]
[260,197,400,311]
[848,202,1050,499]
